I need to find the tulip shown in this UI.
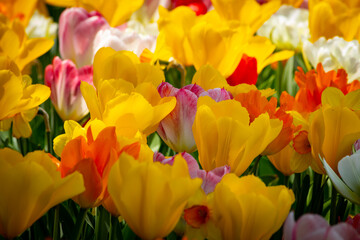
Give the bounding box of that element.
[183,189,222,240]
[108,152,202,240]
[0,56,50,138]
[211,0,282,34]
[81,48,175,138]
[92,26,157,58]
[58,7,107,67]
[59,125,141,208]
[226,54,258,86]
[171,0,211,15]
[213,174,295,240]
[156,6,252,77]
[193,96,282,176]
[0,0,37,26]
[45,56,93,121]
[346,214,360,235]
[154,151,230,193]
[323,151,360,205]
[26,10,58,39]
[309,0,360,42]
[257,5,310,51]
[308,87,360,174]
[157,82,231,153]
[0,14,53,70]
[47,0,144,27]
[0,148,84,239]
[234,89,299,155]
[280,63,360,116]
[283,212,360,240]
[303,37,360,82]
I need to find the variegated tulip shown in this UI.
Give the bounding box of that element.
[0,148,84,239]
[45,56,93,121]
[154,151,230,193]
[157,82,231,153]
[283,212,360,240]
[58,7,107,67]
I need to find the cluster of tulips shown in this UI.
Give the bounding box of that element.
[1,0,360,239]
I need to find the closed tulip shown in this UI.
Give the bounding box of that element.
[58,7,107,67]
[45,56,93,121]
[283,212,360,240]
[213,174,295,240]
[108,152,202,240]
[157,82,231,153]
[308,87,360,174]
[0,148,84,239]
[193,96,282,176]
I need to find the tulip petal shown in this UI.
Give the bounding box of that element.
[323,157,360,205]
[338,154,360,195]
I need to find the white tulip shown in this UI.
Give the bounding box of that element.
[303,37,360,82]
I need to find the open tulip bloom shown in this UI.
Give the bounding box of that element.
[1,0,360,239]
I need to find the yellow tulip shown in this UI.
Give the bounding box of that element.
[0,56,50,138]
[211,0,281,34]
[45,0,143,27]
[92,47,164,90]
[309,0,360,42]
[108,153,202,240]
[243,36,294,73]
[193,96,282,176]
[213,174,295,240]
[0,148,84,239]
[268,111,313,175]
[308,87,360,174]
[0,0,38,26]
[156,7,252,77]
[80,48,175,138]
[0,14,53,70]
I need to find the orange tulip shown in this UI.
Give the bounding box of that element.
[234,89,299,155]
[59,125,141,209]
[280,63,360,116]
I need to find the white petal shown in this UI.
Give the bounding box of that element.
[322,157,360,205]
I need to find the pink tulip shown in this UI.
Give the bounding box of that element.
[59,7,107,67]
[157,82,232,153]
[154,152,230,193]
[283,212,360,240]
[45,57,93,121]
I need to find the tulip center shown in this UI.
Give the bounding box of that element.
[184,205,210,228]
[293,130,311,154]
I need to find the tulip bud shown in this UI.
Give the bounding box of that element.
[59,7,107,67]
[45,56,93,121]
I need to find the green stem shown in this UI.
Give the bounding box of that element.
[330,185,338,225]
[37,107,52,154]
[73,208,88,240]
[250,155,262,176]
[53,205,60,240]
